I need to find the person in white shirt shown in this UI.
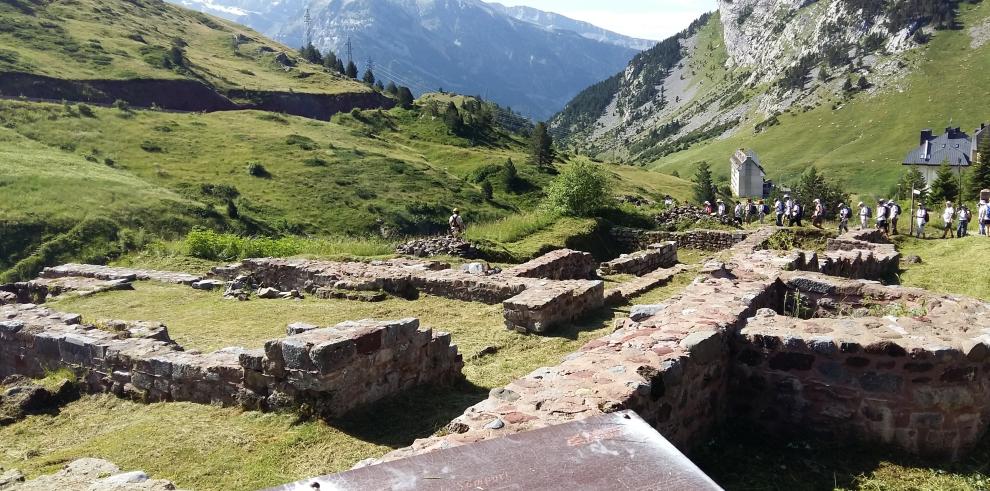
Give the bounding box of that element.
[716,199,727,217]
[941,202,955,239]
[915,204,928,238]
[858,202,870,230]
[838,202,850,233]
[733,202,744,225]
[774,198,785,226]
[887,200,901,235]
[958,205,971,238]
[979,200,989,236]
[449,208,465,236]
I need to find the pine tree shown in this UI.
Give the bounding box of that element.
[299,43,322,64]
[897,167,928,201]
[504,158,520,192]
[334,59,346,74]
[385,81,398,95]
[396,87,414,109]
[692,162,717,206]
[480,180,493,200]
[857,75,870,90]
[322,51,338,71]
[530,122,555,169]
[362,68,375,85]
[842,76,854,92]
[929,162,960,205]
[793,166,850,217]
[345,61,358,79]
[443,102,464,135]
[967,136,990,199]
[374,80,384,91]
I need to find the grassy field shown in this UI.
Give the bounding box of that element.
[650,1,990,200]
[895,234,990,301]
[0,0,368,95]
[3,263,700,490]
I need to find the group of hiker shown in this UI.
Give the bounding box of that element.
[700,195,990,239]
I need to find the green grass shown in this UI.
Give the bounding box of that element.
[650,1,990,200]
[0,0,368,95]
[894,234,990,300]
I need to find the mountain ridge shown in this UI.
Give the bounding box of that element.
[168,0,653,119]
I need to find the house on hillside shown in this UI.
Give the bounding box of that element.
[730,148,766,198]
[902,125,986,187]
[974,123,988,163]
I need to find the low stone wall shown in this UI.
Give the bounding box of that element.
[367,226,989,468]
[732,295,990,460]
[1,276,133,304]
[503,281,605,333]
[611,227,749,252]
[599,242,678,276]
[0,304,462,418]
[220,257,606,334]
[42,264,203,285]
[503,249,598,280]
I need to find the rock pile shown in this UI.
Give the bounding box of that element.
[396,236,479,259]
[654,206,736,231]
[0,375,79,426]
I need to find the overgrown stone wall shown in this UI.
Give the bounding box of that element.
[0,305,462,418]
[611,227,749,252]
[599,242,678,276]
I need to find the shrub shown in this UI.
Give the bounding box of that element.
[112,99,130,111]
[246,162,270,178]
[140,141,163,153]
[77,104,95,118]
[285,134,318,150]
[183,229,393,261]
[541,161,614,217]
[303,157,328,167]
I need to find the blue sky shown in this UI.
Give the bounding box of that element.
[496,0,718,41]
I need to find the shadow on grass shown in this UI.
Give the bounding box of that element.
[692,424,990,491]
[541,306,618,342]
[329,380,489,449]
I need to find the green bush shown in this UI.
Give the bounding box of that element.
[541,161,614,217]
[183,229,394,261]
[246,162,270,178]
[1,218,121,282]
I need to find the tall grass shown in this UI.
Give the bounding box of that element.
[464,211,557,244]
[184,229,395,261]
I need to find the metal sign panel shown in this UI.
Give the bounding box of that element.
[263,411,723,491]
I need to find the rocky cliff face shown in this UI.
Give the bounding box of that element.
[552,0,966,163]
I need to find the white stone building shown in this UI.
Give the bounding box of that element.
[730,148,766,198]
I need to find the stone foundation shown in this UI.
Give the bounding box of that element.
[0,304,462,418]
[599,242,678,276]
[0,276,133,304]
[42,263,203,285]
[217,257,607,334]
[368,226,989,467]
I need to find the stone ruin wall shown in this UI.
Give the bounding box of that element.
[370,228,989,467]
[599,242,678,276]
[611,227,750,252]
[218,254,608,334]
[0,305,462,418]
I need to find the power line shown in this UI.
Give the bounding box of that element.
[345,37,353,65]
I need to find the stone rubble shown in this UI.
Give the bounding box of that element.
[396,236,480,259]
[42,264,202,285]
[0,276,133,304]
[6,458,181,491]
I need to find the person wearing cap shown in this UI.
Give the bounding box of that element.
[811,198,825,229]
[941,201,955,239]
[757,199,767,224]
[876,199,890,235]
[916,204,928,238]
[837,202,850,233]
[888,199,901,235]
[717,199,727,217]
[733,201,744,225]
[958,204,971,238]
[858,202,870,230]
[703,201,713,215]
[773,197,785,226]
[448,208,465,237]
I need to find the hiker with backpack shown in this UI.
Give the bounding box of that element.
[758,200,768,224]
[744,198,753,224]
[958,204,971,238]
[876,199,890,235]
[916,204,928,238]
[449,208,465,237]
[838,202,851,234]
[858,202,871,230]
[734,201,744,225]
[717,199,727,217]
[888,200,901,235]
[774,198,785,226]
[941,201,956,239]
[789,200,804,227]
[812,199,825,230]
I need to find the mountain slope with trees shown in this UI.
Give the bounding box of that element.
[552,0,990,199]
